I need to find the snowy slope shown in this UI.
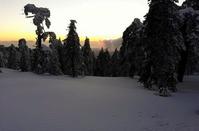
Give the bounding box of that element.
[0,68,199,131]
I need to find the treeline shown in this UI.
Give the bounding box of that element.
[0,21,120,77]
[1,0,199,96]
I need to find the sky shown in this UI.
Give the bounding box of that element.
[0,0,185,45]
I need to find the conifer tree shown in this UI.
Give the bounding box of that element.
[111,49,120,77]
[62,20,81,77]
[18,39,31,72]
[24,4,52,74]
[94,48,111,76]
[7,44,20,70]
[95,48,105,76]
[177,0,199,81]
[0,52,4,68]
[120,18,144,77]
[140,0,183,96]
[104,49,111,76]
[0,51,3,72]
[82,37,94,75]
[48,46,63,75]
[48,35,63,75]
[0,45,7,68]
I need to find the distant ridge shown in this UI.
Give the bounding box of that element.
[0,37,122,52]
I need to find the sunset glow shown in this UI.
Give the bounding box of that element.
[0,0,185,46]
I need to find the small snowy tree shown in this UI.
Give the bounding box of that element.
[0,52,4,68]
[18,38,31,72]
[7,44,20,70]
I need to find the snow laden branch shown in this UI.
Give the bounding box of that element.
[24,4,52,48]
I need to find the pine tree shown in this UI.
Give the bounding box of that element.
[111,49,120,77]
[104,49,111,76]
[7,44,20,70]
[0,52,3,67]
[0,51,3,72]
[82,37,94,76]
[48,37,63,75]
[24,4,51,49]
[120,18,144,77]
[177,0,199,81]
[18,39,31,72]
[94,48,111,76]
[62,20,82,77]
[24,4,52,74]
[139,0,183,96]
[0,45,8,68]
[31,48,46,74]
[95,48,105,76]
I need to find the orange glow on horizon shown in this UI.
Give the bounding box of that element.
[0,32,120,49]
[0,32,120,41]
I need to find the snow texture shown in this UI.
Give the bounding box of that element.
[0,68,199,131]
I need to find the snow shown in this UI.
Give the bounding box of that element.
[0,68,199,131]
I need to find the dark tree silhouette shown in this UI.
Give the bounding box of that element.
[18,39,31,72]
[8,44,20,70]
[177,0,199,82]
[82,37,95,75]
[62,20,81,77]
[111,49,120,77]
[24,4,51,49]
[120,18,144,77]
[94,48,111,76]
[139,0,183,96]
[48,34,63,75]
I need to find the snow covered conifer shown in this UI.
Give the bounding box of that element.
[139,0,183,96]
[18,38,31,72]
[0,52,4,68]
[111,49,120,77]
[7,44,20,70]
[31,48,45,74]
[24,4,53,74]
[82,37,94,75]
[0,51,3,72]
[94,48,111,76]
[49,41,63,75]
[177,0,199,81]
[104,49,111,76]
[120,18,144,77]
[62,20,82,77]
[94,48,105,76]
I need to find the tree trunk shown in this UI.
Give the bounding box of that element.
[71,50,76,77]
[177,50,188,82]
[37,34,42,49]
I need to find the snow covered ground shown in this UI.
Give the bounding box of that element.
[0,68,199,131]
